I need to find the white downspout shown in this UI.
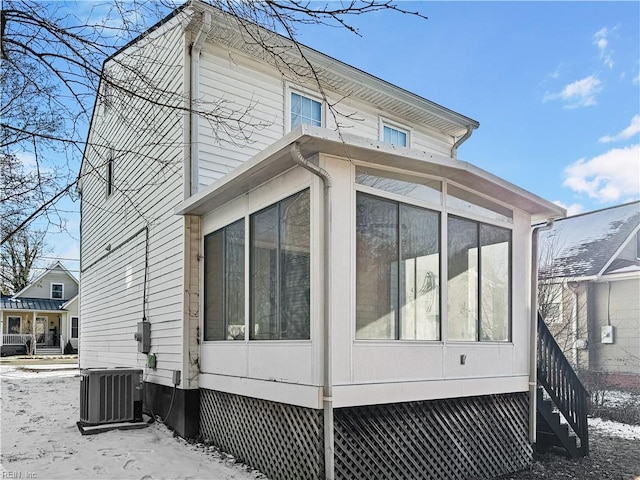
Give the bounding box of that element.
[451,126,475,159]
[530,218,554,445]
[189,11,212,196]
[290,143,334,480]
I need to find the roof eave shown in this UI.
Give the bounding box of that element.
[175,125,562,220]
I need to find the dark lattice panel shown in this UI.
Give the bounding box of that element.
[334,393,531,480]
[200,389,324,480]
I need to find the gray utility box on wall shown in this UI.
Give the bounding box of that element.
[135,321,151,353]
[79,368,143,425]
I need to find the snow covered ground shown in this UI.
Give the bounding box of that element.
[1,365,639,479]
[0,365,265,480]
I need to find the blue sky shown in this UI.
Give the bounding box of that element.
[37,1,640,277]
[295,1,640,216]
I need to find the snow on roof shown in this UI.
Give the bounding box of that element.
[539,201,640,279]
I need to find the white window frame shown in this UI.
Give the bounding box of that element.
[285,84,324,133]
[352,162,515,345]
[379,117,411,148]
[51,283,64,299]
[71,316,79,339]
[200,166,317,345]
[7,316,22,334]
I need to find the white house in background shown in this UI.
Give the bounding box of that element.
[1,261,79,356]
[539,201,640,389]
[79,2,567,479]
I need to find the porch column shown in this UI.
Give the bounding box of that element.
[32,310,37,355]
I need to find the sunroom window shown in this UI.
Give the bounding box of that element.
[204,219,245,341]
[356,193,440,340]
[251,190,310,340]
[447,216,511,342]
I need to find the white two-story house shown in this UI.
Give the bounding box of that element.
[79,3,568,479]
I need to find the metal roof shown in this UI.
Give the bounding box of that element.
[539,201,640,279]
[0,297,68,312]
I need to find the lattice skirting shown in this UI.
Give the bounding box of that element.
[200,389,324,480]
[200,390,531,480]
[334,393,532,480]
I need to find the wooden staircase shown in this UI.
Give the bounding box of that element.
[536,313,589,458]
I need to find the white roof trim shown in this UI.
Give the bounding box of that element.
[176,124,563,220]
[61,295,79,310]
[597,223,640,278]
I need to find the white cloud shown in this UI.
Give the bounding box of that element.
[593,27,615,69]
[553,201,585,217]
[544,75,602,109]
[599,115,640,143]
[563,144,640,203]
[633,74,640,86]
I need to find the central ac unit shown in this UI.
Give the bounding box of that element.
[79,367,143,425]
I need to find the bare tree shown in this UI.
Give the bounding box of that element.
[0,0,428,245]
[0,226,46,295]
[538,233,590,369]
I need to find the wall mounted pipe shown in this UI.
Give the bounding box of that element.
[529,217,554,444]
[290,142,334,480]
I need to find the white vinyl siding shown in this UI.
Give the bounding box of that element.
[80,17,187,386]
[193,43,456,194]
[17,268,78,300]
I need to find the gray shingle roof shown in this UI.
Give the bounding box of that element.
[0,297,68,311]
[539,201,640,279]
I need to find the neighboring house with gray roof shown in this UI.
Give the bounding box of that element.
[0,261,79,356]
[538,201,640,388]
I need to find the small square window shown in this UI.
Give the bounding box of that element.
[383,125,408,147]
[51,283,64,299]
[291,92,322,129]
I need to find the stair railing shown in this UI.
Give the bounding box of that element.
[537,312,589,454]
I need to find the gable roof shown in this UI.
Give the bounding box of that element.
[539,201,640,280]
[11,261,79,299]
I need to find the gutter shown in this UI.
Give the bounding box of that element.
[451,125,475,159]
[529,218,554,445]
[290,143,334,480]
[188,10,212,196]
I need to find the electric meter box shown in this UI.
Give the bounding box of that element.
[601,325,614,344]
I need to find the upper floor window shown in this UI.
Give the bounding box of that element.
[251,189,311,340]
[106,153,114,198]
[51,283,64,299]
[291,92,322,129]
[356,192,441,340]
[383,124,408,147]
[204,219,245,341]
[447,216,511,342]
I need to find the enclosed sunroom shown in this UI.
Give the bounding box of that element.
[176,124,564,480]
